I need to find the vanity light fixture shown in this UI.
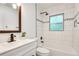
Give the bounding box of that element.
[12,3,21,9]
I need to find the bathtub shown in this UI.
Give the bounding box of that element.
[42,46,78,56]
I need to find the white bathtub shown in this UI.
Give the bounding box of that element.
[49,48,78,56]
[42,45,78,56]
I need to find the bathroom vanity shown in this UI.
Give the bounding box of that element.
[0,38,37,56]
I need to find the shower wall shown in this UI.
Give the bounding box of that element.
[37,3,79,55]
[37,20,43,46]
[73,4,79,55]
[42,4,75,53]
[36,5,44,46]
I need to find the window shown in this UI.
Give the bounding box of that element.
[49,13,64,31]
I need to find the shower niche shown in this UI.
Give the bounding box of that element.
[0,3,21,33]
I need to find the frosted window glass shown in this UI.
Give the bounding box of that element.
[50,14,64,31]
[50,24,63,31]
[50,15,63,23]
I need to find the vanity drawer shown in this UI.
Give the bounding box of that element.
[0,41,37,56]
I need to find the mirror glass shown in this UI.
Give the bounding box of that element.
[0,3,21,33]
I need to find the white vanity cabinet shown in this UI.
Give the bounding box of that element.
[0,39,37,56]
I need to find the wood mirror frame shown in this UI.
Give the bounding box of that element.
[0,6,21,33]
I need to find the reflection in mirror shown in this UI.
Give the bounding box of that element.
[0,3,21,33]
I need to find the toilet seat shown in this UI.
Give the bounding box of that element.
[37,47,50,56]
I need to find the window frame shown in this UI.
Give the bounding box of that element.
[49,13,64,31]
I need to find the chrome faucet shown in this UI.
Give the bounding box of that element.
[8,34,16,42]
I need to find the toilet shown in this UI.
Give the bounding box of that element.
[36,47,50,56]
[36,37,50,56]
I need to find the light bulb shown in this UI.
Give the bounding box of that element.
[12,4,17,9]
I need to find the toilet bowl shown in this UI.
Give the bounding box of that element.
[36,47,50,56]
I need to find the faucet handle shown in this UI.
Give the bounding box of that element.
[8,34,16,43]
[14,35,16,37]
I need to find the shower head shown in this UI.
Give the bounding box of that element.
[40,11,48,16]
[45,12,48,15]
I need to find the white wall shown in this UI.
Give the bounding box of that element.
[22,3,36,38]
[73,4,79,55]
[37,3,76,53]
[37,3,75,22]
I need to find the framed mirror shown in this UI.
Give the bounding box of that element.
[0,3,21,33]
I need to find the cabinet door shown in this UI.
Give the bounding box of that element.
[23,49,36,56]
[0,41,37,56]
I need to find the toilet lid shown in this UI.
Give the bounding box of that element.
[37,47,50,53]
